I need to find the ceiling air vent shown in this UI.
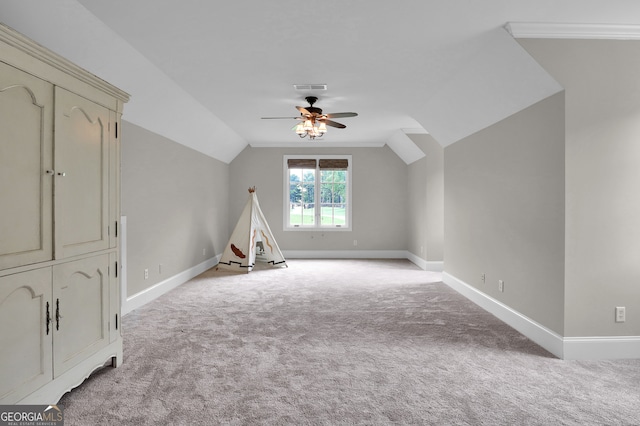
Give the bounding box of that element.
[293,84,327,91]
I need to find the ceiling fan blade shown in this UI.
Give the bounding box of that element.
[325,112,358,119]
[261,116,300,120]
[296,106,311,115]
[321,119,346,129]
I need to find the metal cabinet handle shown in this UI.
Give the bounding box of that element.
[56,298,61,330]
[57,172,66,177]
[46,301,51,335]
[45,170,55,175]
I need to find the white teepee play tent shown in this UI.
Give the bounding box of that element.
[217,187,286,272]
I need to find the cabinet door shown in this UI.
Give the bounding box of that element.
[0,62,54,270]
[0,268,53,403]
[54,87,110,259]
[52,255,110,376]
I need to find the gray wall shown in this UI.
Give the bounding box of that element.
[229,146,408,251]
[407,134,444,261]
[117,39,640,342]
[444,93,566,334]
[521,40,640,337]
[121,121,229,297]
[407,150,427,260]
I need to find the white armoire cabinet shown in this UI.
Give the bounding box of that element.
[0,23,129,404]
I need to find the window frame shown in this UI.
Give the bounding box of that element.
[283,154,352,231]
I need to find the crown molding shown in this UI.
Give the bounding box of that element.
[505,22,640,40]
[0,23,130,103]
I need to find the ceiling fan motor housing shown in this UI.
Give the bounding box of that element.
[304,96,323,115]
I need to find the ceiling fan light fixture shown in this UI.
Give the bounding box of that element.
[303,119,314,132]
[296,119,325,140]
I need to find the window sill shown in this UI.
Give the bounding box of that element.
[284,226,351,232]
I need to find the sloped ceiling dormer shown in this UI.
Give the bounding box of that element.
[2,1,639,164]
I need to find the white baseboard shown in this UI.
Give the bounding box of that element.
[283,249,408,259]
[563,336,640,360]
[405,252,443,272]
[443,272,564,358]
[442,272,640,360]
[283,250,443,272]
[122,255,220,316]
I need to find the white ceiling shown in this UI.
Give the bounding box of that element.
[2,0,640,163]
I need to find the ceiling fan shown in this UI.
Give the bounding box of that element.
[262,96,358,139]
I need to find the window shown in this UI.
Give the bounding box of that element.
[284,155,352,230]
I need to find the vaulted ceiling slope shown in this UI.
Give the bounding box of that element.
[1,1,639,164]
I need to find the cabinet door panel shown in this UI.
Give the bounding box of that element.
[53,255,110,376]
[0,268,53,403]
[0,62,54,270]
[54,87,110,259]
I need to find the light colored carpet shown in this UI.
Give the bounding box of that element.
[59,259,640,425]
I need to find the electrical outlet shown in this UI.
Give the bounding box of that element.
[159,264,162,274]
[615,307,626,323]
[481,273,486,283]
[353,240,358,246]
[144,268,149,280]
[498,280,504,292]
[203,248,206,256]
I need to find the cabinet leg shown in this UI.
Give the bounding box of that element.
[111,355,121,368]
